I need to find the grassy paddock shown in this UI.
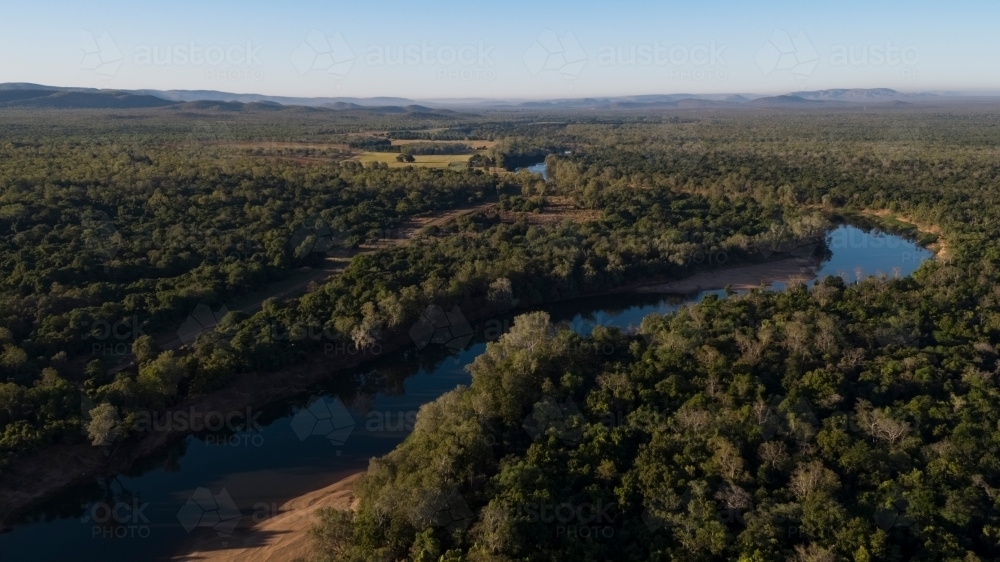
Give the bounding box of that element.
[352,151,481,168]
[389,139,497,149]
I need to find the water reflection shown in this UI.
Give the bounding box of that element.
[517,162,549,180]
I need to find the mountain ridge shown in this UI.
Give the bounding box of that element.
[0,84,986,111]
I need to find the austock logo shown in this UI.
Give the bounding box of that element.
[827,227,924,267]
[203,234,265,266]
[364,41,496,68]
[755,395,819,442]
[81,498,151,539]
[364,40,496,82]
[177,487,242,540]
[81,210,122,263]
[642,482,755,533]
[132,40,262,71]
[289,216,352,259]
[521,499,616,539]
[185,121,234,148]
[80,315,146,357]
[81,396,265,448]
[291,30,355,79]
[364,409,418,434]
[176,303,233,350]
[755,30,819,79]
[81,30,123,77]
[289,395,357,450]
[880,119,926,156]
[596,41,728,82]
[873,492,914,532]
[409,305,474,353]
[523,30,587,83]
[409,484,475,534]
[250,318,384,358]
[753,224,819,260]
[713,483,753,526]
[81,30,262,80]
[641,488,691,532]
[873,319,920,348]
[86,132,144,157]
[523,397,584,446]
[830,42,919,78]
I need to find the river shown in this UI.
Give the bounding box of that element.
[518,162,549,180]
[0,224,932,561]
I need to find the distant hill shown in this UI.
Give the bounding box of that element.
[318,103,455,115]
[0,89,174,109]
[607,101,680,109]
[747,95,829,107]
[0,83,422,109]
[0,83,92,92]
[169,100,247,112]
[323,102,364,110]
[165,100,300,112]
[0,83,476,111]
[790,88,939,102]
[140,89,417,107]
[0,82,977,112]
[0,90,329,111]
[0,90,68,104]
[675,98,740,108]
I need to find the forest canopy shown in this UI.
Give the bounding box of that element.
[2,105,1000,561]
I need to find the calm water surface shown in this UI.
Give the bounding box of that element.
[519,162,549,179]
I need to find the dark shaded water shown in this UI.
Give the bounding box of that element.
[0,225,932,561]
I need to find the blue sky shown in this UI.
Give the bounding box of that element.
[1,0,996,99]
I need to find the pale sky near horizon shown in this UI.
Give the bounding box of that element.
[1,0,996,99]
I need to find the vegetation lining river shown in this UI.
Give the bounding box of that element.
[0,224,933,562]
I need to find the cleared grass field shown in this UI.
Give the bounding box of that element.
[352,151,480,168]
[389,139,497,149]
[215,141,351,150]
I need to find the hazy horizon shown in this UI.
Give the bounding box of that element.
[8,82,1000,104]
[3,0,998,99]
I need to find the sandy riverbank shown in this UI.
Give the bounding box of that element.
[861,208,949,258]
[172,472,362,562]
[637,257,820,294]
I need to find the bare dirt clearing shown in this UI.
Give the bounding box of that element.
[500,196,602,225]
